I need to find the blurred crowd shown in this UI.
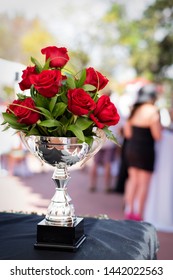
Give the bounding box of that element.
[0,102,32,177]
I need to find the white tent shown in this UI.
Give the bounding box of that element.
[0,58,25,87]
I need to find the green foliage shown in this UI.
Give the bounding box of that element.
[107,0,173,83]
[76,69,86,88]
[38,119,61,127]
[66,75,76,89]
[30,56,43,72]
[49,95,58,112]
[2,112,28,131]
[36,107,53,119]
[67,124,85,142]
[52,102,67,118]
[103,126,119,145]
[103,3,125,22]
[82,84,96,92]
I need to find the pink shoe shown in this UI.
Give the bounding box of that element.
[124,213,134,220]
[125,213,143,221]
[132,214,143,221]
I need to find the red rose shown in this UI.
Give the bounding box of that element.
[90,95,120,128]
[41,46,69,68]
[84,67,109,92]
[67,88,96,116]
[19,66,37,91]
[7,97,40,125]
[30,69,62,98]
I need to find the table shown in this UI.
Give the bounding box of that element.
[0,212,159,260]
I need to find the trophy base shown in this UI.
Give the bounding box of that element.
[34,217,86,251]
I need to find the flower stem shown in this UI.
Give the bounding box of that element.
[8,103,45,117]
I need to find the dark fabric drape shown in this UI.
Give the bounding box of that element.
[0,212,159,260]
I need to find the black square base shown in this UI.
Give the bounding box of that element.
[34,217,86,251]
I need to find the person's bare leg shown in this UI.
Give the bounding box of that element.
[8,155,16,176]
[135,170,152,219]
[104,162,112,191]
[89,162,97,191]
[124,167,138,215]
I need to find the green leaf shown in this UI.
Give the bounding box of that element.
[75,117,93,130]
[1,119,7,125]
[59,115,69,126]
[16,94,27,100]
[2,113,26,129]
[66,76,76,89]
[42,58,50,70]
[60,92,68,103]
[82,84,96,92]
[1,124,11,132]
[49,95,58,112]
[47,126,61,132]
[76,69,86,88]
[38,119,61,127]
[34,94,49,108]
[103,126,120,145]
[26,125,40,136]
[30,56,43,72]
[53,102,67,118]
[83,135,94,146]
[30,85,36,100]
[36,107,52,119]
[67,124,85,142]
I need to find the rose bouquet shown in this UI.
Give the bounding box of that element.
[2,46,120,144]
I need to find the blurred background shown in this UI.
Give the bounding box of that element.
[0,0,173,259]
[1,0,173,106]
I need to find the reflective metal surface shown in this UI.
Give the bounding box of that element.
[21,131,105,226]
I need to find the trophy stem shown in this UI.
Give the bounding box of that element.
[45,163,76,226]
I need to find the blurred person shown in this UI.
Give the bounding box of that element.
[111,92,131,195]
[168,107,173,131]
[7,133,32,177]
[123,84,162,221]
[0,103,14,175]
[89,89,120,193]
[113,137,128,194]
[89,137,118,193]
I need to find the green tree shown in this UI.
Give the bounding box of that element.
[104,0,173,84]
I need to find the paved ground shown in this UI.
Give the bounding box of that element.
[0,156,173,260]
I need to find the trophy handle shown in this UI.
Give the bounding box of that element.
[80,129,106,167]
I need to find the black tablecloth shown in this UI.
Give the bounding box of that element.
[0,212,159,260]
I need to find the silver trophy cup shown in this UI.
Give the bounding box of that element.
[21,129,105,250]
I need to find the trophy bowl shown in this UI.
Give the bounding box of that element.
[20,129,105,250]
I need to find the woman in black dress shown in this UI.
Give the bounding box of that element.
[123,84,162,221]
